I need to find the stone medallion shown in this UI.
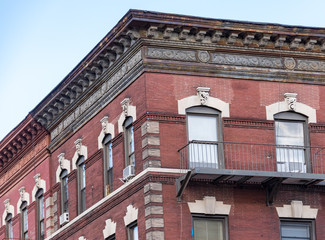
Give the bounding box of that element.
[283,57,296,70]
[197,50,211,63]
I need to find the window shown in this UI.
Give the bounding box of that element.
[36,189,45,240]
[60,169,69,214]
[275,112,309,173]
[5,213,13,240]
[103,134,113,195]
[280,220,315,240]
[192,216,228,240]
[105,235,116,240]
[20,201,28,239]
[77,156,86,214]
[186,106,223,169]
[124,117,135,167]
[127,221,138,240]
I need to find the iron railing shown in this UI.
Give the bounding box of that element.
[178,141,325,174]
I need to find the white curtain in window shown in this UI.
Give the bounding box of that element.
[188,115,218,168]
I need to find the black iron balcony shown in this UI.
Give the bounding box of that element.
[177,141,325,204]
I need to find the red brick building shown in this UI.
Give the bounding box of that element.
[1,10,325,240]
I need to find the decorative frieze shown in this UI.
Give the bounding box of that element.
[147,48,196,62]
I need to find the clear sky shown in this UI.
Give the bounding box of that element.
[0,0,324,141]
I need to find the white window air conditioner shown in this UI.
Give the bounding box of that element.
[60,212,69,226]
[123,165,135,181]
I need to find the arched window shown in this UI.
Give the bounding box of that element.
[36,189,44,240]
[5,213,13,239]
[186,106,223,169]
[124,117,135,167]
[103,134,113,195]
[20,201,28,239]
[60,169,69,214]
[77,156,86,214]
[274,112,309,173]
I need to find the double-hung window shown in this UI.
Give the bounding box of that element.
[20,201,28,239]
[127,221,139,240]
[192,215,228,240]
[5,213,13,240]
[60,169,69,214]
[186,106,223,169]
[280,220,315,240]
[124,117,135,167]
[36,189,45,240]
[77,156,86,214]
[103,134,113,195]
[275,112,309,173]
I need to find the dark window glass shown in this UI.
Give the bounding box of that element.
[60,169,69,213]
[36,189,44,240]
[281,221,313,240]
[5,213,13,239]
[124,117,135,167]
[127,222,138,240]
[77,156,86,214]
[103,134,113,195]
[21,201,28,239]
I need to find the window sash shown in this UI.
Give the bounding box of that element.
[192,216,227,240]
[104,141,113,194]
[37,194,45,240]
[187,113,220,169]
[21,204,28,239]
[61,173,69,213]
[275,120,306,173]
[78,161,86,213]
[128,223,139,240]
[280,221,313,240]
[6,215,13,239]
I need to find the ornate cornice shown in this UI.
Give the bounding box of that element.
[30,10,325,143]
[0,115,46,171]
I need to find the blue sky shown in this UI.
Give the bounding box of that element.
[0,0,325,140]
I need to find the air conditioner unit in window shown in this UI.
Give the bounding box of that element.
[123,165,135,181]
[60,212,69,226]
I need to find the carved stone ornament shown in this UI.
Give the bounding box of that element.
[19,187,26,201]
[74,138,83,155]
[197,87,210,105]
[100,116,109,134]
[121,98,130,117]
[284,57,296,70]
[4,199,10,213]
[197,51,210,63]
[284,93,297,111]
[58,153,65,169]
[34,173,41,189]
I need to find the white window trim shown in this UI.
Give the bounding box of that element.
[72,141,88,170]
[118,106,136,133]
[2,199,14,226]
[276,200,318,219]
[98,116,115,150]
[188,196,231,215]
[32,174,46,202]
[266,101,316,123]
[56,153,71,183]
[178,95,229,117]
[103,218,117,239]
[124,204,138,227]
[17,187,30,214]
